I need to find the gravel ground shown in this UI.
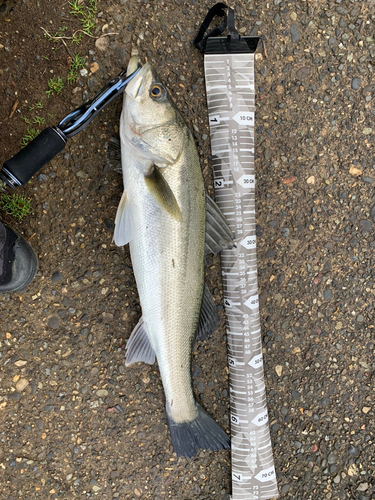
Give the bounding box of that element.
[0,0,374,499]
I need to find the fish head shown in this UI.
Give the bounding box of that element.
[122,63,187,164]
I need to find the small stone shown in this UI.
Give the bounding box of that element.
[361,176,374,184]
[134,488,141,497]
[76,171,88,179]
[296,66,310,79]
[90,62,99,74]
[356,314,364,323]
[358,220,372,232]
[96,389,108,397]
[351,78,361,90]
[66,473,73,481]
[266,248,276,258]
[362,407,371,414]
[324,289,332,300]
[290,12,297,21]
[95,36,109,51]
[9,392,20,401]
[327,452,337,464]
[333,475,340,484]
[104,219,114,230]
[14,360,27,367]
[282,175,297,184]
[348,444,359,456]
[363,127,372,135]
[275,365,283,376]
[363,84,375,93]
[38,174,47,182]
[281,484,290,493]
[321,397,330,406]
[349,166,362,176]
[16,378,29,391]
[290,24,300,42]
[306,175,315,184]
[291,390,299,400]
[80,68,88,77]
[51,271,63,282]
[347,463,358,476]
[357,483,369,492]
[48,316,60,329]
[370,205,375,223]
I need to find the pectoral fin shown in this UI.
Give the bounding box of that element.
[205,194,235,255]
[144,164,182,221]
[114,190,134,246]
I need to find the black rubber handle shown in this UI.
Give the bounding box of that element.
[1,127,67,188]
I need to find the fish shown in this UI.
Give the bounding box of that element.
[113,61,234,458]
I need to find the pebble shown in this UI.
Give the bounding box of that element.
[348,444,359,456]
[349,166,362,176]
[351,78,361,90]
[96,389,108,397]
[357,483,369,492]
[275,365,282,376]
[48,316,60,329]
[358,220,372,232]
[95,36,109,51]
[327,452,337,464]
[290,24,300,42]
[296,66,310,79]
[266,248,276,258]
[104,219,114,230]
[361,176,374,184]
[281,484,290,493]
[15,378,29,391]
[363,84,375,93]
[51,271,63,282]
[370,205,375,223]
[38,174,47,182]
[356,314,364,323]
[76,171,88,179]
[324,289,332,300]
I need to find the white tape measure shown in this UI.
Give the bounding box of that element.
[204,43,278,500]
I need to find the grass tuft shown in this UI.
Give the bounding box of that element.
[0,193,32,220]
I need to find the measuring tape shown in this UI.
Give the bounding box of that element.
[196,5,278,499]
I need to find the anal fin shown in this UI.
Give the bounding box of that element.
[125,317,156,366]
[194,284,220,342]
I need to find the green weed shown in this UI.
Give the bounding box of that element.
[69,0,97,35]
[67,53,86,84]
[46,76,64,97]
[21,127,40,146]
[0,193,32,220]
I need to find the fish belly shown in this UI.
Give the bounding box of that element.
[125,146,206,424]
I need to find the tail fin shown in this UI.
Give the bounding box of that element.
[167,403,230,458]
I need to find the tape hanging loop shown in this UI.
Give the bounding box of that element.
[194,2,228,52]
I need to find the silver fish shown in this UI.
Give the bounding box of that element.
[114,62,233,457]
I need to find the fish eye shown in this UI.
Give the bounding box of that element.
[150,84,163,99]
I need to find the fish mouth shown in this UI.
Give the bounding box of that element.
[125,63,150,100]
